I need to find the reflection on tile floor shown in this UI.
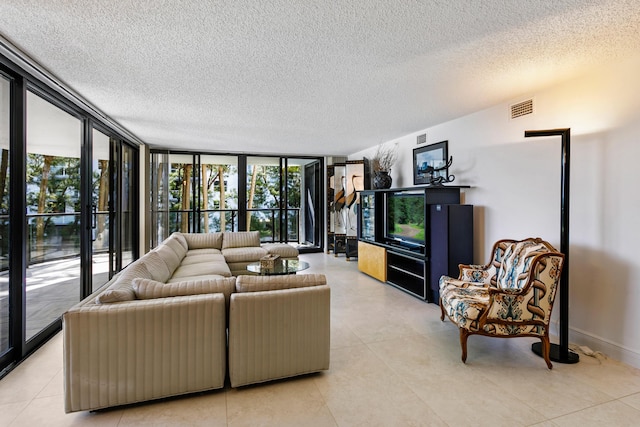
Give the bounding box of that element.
[3,252,640,426]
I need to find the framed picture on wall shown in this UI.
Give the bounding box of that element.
[413,140,448,185]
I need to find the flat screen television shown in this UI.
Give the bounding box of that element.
[385,192,426,249]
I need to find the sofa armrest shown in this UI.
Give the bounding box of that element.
[63,294,227,413]
[228,285,330,388]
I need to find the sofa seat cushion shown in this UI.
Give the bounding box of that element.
[95,261,153,303]
[133,277,236,305]
[261,243,299,259]
[186,248,222,256]
[166,274,227,283]
[236,274,327,293]
[183,232,223,250]
[222,231,261,249]
[181,253,226,266]
[170,260,232,279]
[221,247,268,263]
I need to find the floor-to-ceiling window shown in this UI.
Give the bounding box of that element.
[150,151,169,247]
[0,74,10,359]
[117,143,137,270]
[151,152,241,245]
[246,156,283,240]
[169,153,195,234]
[0,56,140,375]
[151,152,322,250]
[149,150,324,250]
[199,154,238,232]
[300,159,322,247]
[91,129,111,292]
[246,156,321,246]
[25,90,82,342]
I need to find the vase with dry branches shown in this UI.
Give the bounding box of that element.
[372,142,398,189]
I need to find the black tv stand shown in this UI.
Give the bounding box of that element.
[384,240,424,254]
[386,247,427,299]
[357,186,473,302]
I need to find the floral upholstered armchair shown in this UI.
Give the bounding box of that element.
[439,238,565,369]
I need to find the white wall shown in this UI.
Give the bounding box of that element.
[351,54,640,367]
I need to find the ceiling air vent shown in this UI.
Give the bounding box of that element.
[510,98,534,119]
[417,133,427,145]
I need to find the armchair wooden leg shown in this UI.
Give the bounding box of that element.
[439,298,445,321]
[541,336,553,369]
[460,329,469,363]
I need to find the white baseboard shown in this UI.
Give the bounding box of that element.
[549,321,640,369]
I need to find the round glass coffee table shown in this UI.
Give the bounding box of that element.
[246,259,310,275]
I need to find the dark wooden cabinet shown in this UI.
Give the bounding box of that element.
[357,186,473,303]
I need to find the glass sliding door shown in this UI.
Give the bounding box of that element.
[284,159,302,242]
[0,75,10,358]
[300,159,322,247]
[91,129,112,292]
[117,143,137,269]
[199,155,238,232]
[151,152,240,245]
[245,156,322,248]
[246,156,282,241]
[150,151,169,247]
[169,154,196,234]
[149,153,323,250]
[286,158,322,248]
[0,57,141,374]
[25,90,82,341]
[150,151,196,245]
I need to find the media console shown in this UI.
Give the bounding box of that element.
[357,186,473,302]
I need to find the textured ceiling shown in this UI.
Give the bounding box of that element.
[2,0,640,156]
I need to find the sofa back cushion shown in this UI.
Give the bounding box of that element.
[221,247,268,264]
[183,232,223,250]
[163,234,188,260]
[95,261,153,303]
[222,231,261,249]
[235,273,326,293]
[497,240,549,290]
[170,232,189,252]
[139,250,172,283]
[154,244,182,274]
[133,277,236,302]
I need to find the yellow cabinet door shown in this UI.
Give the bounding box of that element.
[357,241,387,282]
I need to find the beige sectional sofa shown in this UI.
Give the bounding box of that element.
[229,274,331,387]
[63,231,329,413]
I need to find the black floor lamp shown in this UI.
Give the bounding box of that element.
[524,128,579,364]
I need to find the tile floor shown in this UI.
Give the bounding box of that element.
[2,252,640,426]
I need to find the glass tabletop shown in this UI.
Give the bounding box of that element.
[246,259,310,275]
